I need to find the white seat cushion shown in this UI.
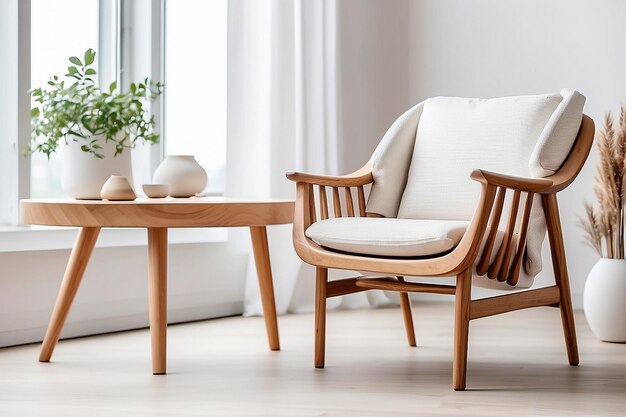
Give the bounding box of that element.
[305,217,469,257]
[307,218,535,289]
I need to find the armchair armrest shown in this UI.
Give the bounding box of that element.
[286,163,373,187]
[470,169,553,193]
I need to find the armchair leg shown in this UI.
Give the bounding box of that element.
[397,277,416,347]
[315,267,328,368]
[453,269,472,391]
[543,193,579,366]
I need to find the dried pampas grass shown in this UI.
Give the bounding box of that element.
[579,105,626,259]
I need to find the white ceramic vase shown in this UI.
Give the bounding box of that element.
[62,134,133,199]
[100,175,136,201]
[583,258,626,342]
[152,155,207,197]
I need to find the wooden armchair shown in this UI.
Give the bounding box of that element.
[286,90,595,390]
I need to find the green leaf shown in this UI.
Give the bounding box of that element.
[84,68,96,75]
[67,66,78,75]
[30,108,40,118]
[130,83,136,94]
[80,145,90,152]
[84,49,96,65]
[109,81,117,93]
[69,56,83,66]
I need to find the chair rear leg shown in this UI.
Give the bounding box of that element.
[543,193,579,365]
[397,277,416,347]
[453,268,472,391]
[315,267,328,368]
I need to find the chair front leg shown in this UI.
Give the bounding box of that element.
[315,267,328,368]
[453,268,472,391]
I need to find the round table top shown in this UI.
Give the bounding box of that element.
[20,197,295,228]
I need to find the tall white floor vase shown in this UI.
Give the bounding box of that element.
[583,258,626,342]
[61,134,133,199]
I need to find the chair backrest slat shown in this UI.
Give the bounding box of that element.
[332,187,342,218]
[488,190,520,281]
[507,192,534,286]
[345,188,355,217]
[308,185,317,224]
[318,185,329,220]
[476,187,506,276]
[357,186,367,217]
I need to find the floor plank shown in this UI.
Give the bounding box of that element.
[0,302,624,416]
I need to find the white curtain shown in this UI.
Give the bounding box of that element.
[227,0,397,316]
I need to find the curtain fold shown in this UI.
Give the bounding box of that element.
[227,0,397,316]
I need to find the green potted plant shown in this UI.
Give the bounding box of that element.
[579,107,626,342]
[29,48,163,199]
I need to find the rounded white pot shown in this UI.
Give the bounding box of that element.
[583,258,626,342]
[153,155,207,197]
[62,134,133,199]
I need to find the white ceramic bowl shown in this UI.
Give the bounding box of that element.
[142,184,169,198]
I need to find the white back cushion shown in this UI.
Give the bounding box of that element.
[366,101,425,218]
[397,93,562,220]
[366,89,585,287]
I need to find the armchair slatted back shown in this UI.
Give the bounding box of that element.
[308,184,370,224]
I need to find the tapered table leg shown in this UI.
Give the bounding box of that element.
[148,227,168,374]
[39,227,101,362]
[249,226,280,350]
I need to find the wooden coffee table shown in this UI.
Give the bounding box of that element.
[20,197,294,374]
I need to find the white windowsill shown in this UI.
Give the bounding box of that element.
[0,226,228,252]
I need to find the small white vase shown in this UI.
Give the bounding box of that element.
[101,175,136,201]
[62,134,133,199]
[583,258,626,342]
[152,155,207,198]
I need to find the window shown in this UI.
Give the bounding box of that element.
[164,0,227,193]
[30,0,101,198]
[0,0,228,226]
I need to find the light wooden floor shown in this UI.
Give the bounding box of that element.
[0,302,625,417]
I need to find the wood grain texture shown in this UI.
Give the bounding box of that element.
[543,193,580,366]
[453,269,472,391]
[318,186,329,220]
[469,286,560,320]
[476,187,506,276]
[355,277,457,295]
[488,190,520,281]
[286,163,373,187]
[28,198,293,375]
[507,192,534,286]
[315,267,328,368]
[326,278,367,298]
[286,114,595,390]
[250,226,280,351]
[470,170,553,192]
[357,186,367,217]
[2,305,624,417]
[148,227,168,375]
[39,227,101,362]
[344,188,355,217]
[397,277,417,347]
[20,198,294,228]
[332,187,342,218]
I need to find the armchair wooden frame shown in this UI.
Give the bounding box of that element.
[286,115,595,390]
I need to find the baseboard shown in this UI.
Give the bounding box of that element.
[0,301,244,348]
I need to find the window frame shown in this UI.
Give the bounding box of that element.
[0,0,227,248]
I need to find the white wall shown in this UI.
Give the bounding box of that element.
[0,240,249,347]
[336,0,622,307]
[337,0,414,174]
